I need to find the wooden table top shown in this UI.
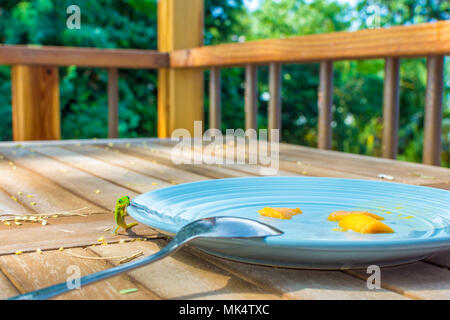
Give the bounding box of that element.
[0,138,449,300]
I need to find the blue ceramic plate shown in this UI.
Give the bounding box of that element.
[128,177,450,269]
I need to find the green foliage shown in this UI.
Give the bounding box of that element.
[0,0,158,139]
[0,0,448,166]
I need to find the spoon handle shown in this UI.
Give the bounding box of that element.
[8,239,184,300]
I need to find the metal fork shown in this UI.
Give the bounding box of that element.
[9,216,283,300]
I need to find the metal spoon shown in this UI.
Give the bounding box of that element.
[9,216,283,300]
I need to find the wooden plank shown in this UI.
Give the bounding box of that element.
[317,60,334,150]
[157,0,204,138]
[424,249,450,269]
[89,241,281,300]
[347,262,450,300]
[155,139,379,179]
[132,141,296,178]
[188,247,407,300]
[11,65,60,141]
[279,143,450,185]
[423,55,444,166]
[245,64,258,130]
[0,271,19,299]
[209,66,222,130]
[0,188,32,219]
[268,63,282,135]
[170,20,450,67]
[114,143,251,179]
[63,144,208,184]
[0,45,168,69]
[0,213,160,256]
[0,155,104,215]
[424,182,450,190]
[108,68,119,139]
[32,146,170,193]
[382,57,400,159]
[0,146,137,211]
[0,248,157,299]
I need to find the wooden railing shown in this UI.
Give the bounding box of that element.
[0,0,448,167]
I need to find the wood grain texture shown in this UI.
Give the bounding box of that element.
[268,63,282,135]
[0,188,32,218]
[114,142,252,179]
[89,241,281,300]
[423,55,444,166]
[0,45,168,69]
[317,60,333,150]
[0,271,19,299]
[347,262,450,300]
[12,65,60,141]
[63,144,209,184]
[108,68,119,139]
[170,21,450,68]
[382,57,400,159]
[279,143,450,185]
[209,66,222,130]
[32,146,170,193]
[157,0,204,138]
[245,64,258,130]
[0,146,137,211]
[424,249,450,269]
[189,247,407,300]
[0,213,160,256]
[129,141,297,178]
[0,248,157,299]
[0,155,104,215]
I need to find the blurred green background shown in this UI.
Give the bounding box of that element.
[0,0,449,166]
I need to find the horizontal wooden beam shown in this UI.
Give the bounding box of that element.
[0,45,169,69]
[170,21,450,68]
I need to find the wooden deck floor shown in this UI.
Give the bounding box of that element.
[0,138,449,300]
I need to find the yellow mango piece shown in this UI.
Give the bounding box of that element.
[258,207,302,220]
[328,210,384,222]
[338,214,394,234]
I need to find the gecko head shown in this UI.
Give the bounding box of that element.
[116,195,130,208]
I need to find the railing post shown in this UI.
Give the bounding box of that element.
[157,0,204,138]
[11,65,60,141]
[209,67,221,130]
[245,64,258,130]
[423,55,444,166]
[108,68,119,138]
[268,62,282,135]
[317,60,333,150]
[382,57,400,159]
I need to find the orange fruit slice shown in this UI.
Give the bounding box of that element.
[338,214,394,234]
[258,207,302,220]
[328,210,384,222]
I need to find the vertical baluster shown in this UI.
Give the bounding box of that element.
[423,55,444,166]
[245,64,258,130]
[382,57,400,159]
[11,65,60,141]
[108,68,119,139]
[317,60,334,150]
[268,62,282,136]
[209,67,221,131]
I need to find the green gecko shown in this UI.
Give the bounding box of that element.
[114,196,138,234]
